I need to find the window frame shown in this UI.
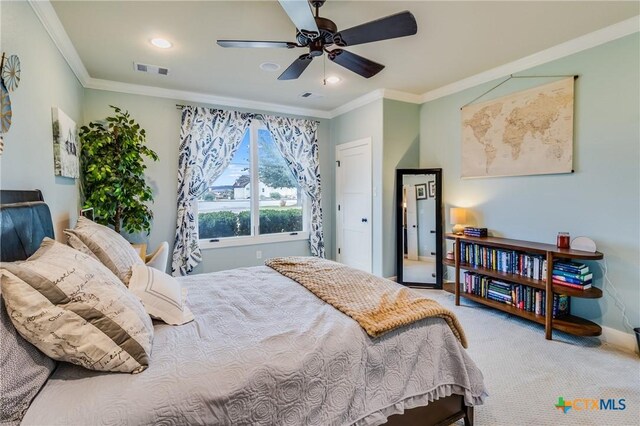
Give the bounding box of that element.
[198,120,310,250]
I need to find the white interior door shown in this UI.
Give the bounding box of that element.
[336,139,372,273]
[405,185,419,261]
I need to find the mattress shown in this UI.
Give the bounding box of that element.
[22,266,486,426]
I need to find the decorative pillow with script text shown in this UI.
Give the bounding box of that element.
[1,239,153,374]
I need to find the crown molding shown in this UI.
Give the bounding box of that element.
[85,78,333,119]
[28,0,333,119]
[28,0,90,86]
[420,15,640,103]
[325,88,422,118]
[312,15,640,117]
[327,89,385,118]
[381,89,422,105]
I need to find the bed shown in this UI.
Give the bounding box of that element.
[1,191,486,426]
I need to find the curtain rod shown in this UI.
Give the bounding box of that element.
[174,105,272,121]
[174,105,320,125]
[175,104,264,118]
[460,74,578,110]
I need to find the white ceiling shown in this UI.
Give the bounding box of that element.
[50,1,639,112]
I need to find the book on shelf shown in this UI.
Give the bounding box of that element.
[554,294,570,317]
[552,279,592,290]
[458,242,547,281]
[552,273,593,285]
[552,269,593,282]
[553,261,590,274]
[463,227,488,237]
[462,271,569,318]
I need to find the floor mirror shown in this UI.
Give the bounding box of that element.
[395,169,443,288]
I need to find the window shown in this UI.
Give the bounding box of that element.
[197,120,308,247]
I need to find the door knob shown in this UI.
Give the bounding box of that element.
[361,218,368,223]
[412,225,417,228]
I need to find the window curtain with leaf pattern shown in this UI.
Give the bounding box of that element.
[172,107,253,276]
[262,115,325,258]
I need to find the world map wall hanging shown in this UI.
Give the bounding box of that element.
[461,77,575,178]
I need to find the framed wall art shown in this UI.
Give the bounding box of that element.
[428,180,436,198]
[52,107,79,178]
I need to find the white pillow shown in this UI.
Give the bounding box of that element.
[128,265,194,326]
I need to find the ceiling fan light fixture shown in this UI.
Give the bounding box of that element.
[259,62,281,72]
[150,38,172,49]
[217,2,417,81]
[325,75,341,84]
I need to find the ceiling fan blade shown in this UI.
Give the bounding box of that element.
[328,49,384,78]
[278,0,319,35]
[217,40,297,49]
[278,54,314,80]
[334,11,417,47]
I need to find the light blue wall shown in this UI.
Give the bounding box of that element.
[382,100,420,277]
[82,89,331,273]
[330,99,420,277]
[331,100,384,275]
[420,34,640,334]
[0,1,84,239]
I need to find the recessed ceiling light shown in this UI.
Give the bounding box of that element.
[150,38,172,49]
[259,62,281,72]
[325,75,341,85]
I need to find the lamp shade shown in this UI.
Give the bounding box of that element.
[450,207,467,224]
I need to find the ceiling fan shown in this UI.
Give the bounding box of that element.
[217,0,417,80]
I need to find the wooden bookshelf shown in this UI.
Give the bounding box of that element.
[445,233,604,339]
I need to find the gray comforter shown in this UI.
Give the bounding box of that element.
[22,266,486,426]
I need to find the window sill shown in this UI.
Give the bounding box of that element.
[199,232,309,250]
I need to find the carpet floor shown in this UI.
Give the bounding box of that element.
[414,289,639,426]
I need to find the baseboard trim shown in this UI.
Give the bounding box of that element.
[599,325,638,355]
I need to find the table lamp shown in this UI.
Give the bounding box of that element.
[450,208,467,235]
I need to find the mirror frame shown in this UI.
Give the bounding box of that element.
[395,168,443,288]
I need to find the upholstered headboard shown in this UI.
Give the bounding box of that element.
[0,190,54,262]
[0,189,44,204]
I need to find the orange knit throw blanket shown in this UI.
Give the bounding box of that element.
[265,256,468,348]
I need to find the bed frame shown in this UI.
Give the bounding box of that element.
[0,189,475,426]
[388,395,473,426]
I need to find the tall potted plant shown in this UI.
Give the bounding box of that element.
[79,106,159,234]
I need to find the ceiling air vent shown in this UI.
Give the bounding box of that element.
[299,92,323,99]
[133,62,170,76]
